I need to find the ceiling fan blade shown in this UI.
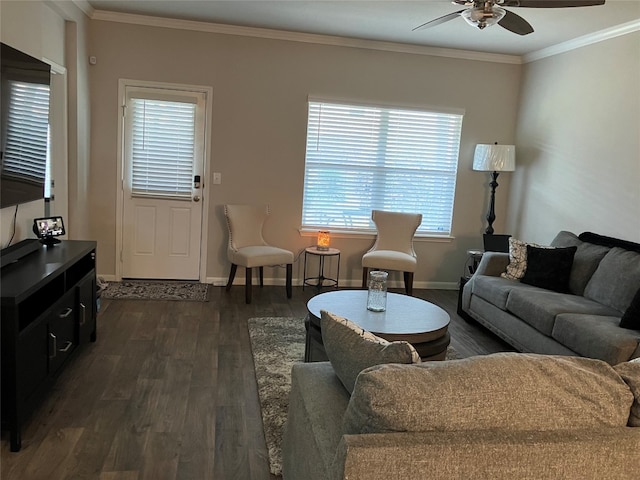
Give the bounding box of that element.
[502,1,605,7]
[498,10,534,35]
[413,10,465,31]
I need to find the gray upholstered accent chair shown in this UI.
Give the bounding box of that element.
[224,204,294,304]
[361,210,422,296]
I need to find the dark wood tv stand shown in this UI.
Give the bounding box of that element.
[1,240,97,452]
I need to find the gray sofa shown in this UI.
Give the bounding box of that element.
[461,231,640,365]
[282,353,640,480]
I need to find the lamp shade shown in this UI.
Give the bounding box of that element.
[473,144,516,172]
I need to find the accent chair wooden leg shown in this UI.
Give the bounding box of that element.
[286,263,292,299]
[404,271,414,296]
[226,264,237,292]
[362,267,369,288]
[259,267,264,288]
[245,267,252,304]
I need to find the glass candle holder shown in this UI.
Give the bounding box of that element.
[367,270,388,312]
[317,230,330,251]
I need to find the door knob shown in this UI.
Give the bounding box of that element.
[193,195,200,202]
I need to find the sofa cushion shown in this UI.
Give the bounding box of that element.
[320,310,420,394]
[471,275,535,311]
[342,353,633,435]
[551,231,611,296]
[620,288,640,330]
[506,289,620,336]
[552,314,640,365]
[521,245,577,293]
[501,237,546,280]
[614,358,640,427]
[584,247,640,313]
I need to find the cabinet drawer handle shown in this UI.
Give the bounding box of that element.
[58,307,73,318]
[49,333,57,358]
[59,341,73,353]
[80,302,86,326]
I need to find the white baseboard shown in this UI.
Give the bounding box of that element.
[206,276,459,290]
[99,274,459,291]
[97,273,118,282]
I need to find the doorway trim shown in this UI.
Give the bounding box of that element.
[115,78,212,282]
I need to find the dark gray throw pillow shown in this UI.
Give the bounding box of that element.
[521,245,577,293]
[620,288,640,330]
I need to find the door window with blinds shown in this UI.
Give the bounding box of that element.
[124,87,205,200]
[301,99,464,236]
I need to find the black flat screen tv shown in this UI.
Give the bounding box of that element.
[0,43,51,209]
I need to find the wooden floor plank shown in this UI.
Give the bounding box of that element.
[175,386,216,480]
[21,427,84,480]
[1,286,513,479]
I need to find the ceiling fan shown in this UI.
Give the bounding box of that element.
[413,1,606,36]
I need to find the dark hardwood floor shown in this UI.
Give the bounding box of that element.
[0,286,513,480]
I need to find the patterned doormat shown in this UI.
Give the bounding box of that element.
[248,316,460,477]
[101,280,210,301]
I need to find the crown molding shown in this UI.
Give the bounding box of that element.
[70,0,94,17]
[83,8,639,65]
[89,10,522,65]
[523,19,640,63]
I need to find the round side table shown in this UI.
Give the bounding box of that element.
[303,247,340,290]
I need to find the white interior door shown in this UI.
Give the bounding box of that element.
[121,86,206,280]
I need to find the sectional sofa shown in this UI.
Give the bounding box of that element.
[283,352,640,480]
[461,231,640,365]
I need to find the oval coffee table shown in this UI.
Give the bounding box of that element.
[305,290,450,362]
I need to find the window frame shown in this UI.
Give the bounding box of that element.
[300,98,464,238]
[123,87,205,201]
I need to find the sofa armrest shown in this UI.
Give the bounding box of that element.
[332,428,639,480]
[461,252,510,311]
[475,251,510,277]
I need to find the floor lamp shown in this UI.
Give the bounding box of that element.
[473,143,516,235]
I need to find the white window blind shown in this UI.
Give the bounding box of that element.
[129,97,196,198]
[3,81,50,182]
[302,100,463,235]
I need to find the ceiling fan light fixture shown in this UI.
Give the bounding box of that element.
[461,5,506,29]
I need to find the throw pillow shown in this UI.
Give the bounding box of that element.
[501,237,547,281]
[550,230,581,248]
[620,288,640,330]
[550,231,610,295]
[342,353,633,435]
[613,359,640,427]
[521,245,577,293]
[320,310,420,394]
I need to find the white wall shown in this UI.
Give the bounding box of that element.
[87,19,522,287]
[509,32,640,245]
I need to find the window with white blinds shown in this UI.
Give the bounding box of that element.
[3,80,50,183]
[302,100,464,235]
[128,97,196,198]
